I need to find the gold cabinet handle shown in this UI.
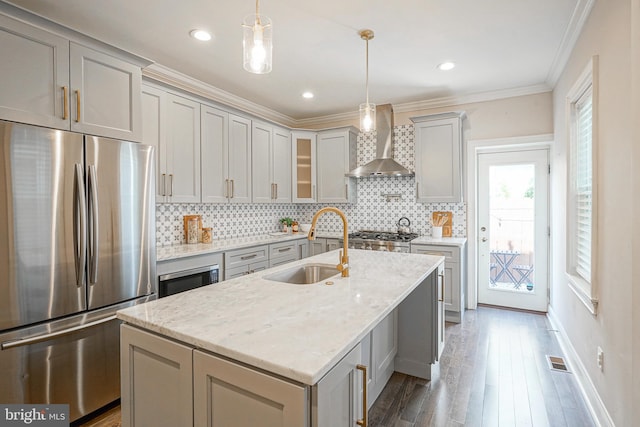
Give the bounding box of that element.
[62,86,69,120]
[75,90,81,122]
[439,273,445,302]
[356,364,368,427]
[161,173,166,196]
[230,179,235,199]
[168,174,173,197]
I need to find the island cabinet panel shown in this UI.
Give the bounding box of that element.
[313,343,363,427]
[395,263,444,380]
[120,325,193,427]
[193,350,308,427]
[369,309,398,407]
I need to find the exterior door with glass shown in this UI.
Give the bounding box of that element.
[477,149,549,312]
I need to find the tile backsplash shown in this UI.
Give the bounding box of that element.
[156,124,466,246]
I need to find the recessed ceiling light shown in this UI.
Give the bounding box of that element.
[437,62,456,71]
[190,29,212,41]
[302,92,314,99]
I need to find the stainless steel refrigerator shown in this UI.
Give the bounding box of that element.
[0,120,156,422]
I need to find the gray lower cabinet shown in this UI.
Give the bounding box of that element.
[269,241,298,267]
[309,238,341,256]
[120,324,194,427]
[313,343,363,427]
[410,243,466,323]
[193,350,307,427]
[368,310,398,408]
[297,240,310,259]
[224,245,269,280]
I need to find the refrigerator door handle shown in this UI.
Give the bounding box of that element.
[88,164,99,285]
[74,164,87,287]
[0,315,117,350]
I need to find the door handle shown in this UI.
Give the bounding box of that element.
[161,173,166,197]
[224,179,229,198]
[356,364,368,426]
[1,315,117,350]
[169,174,173,197]
[88,164,99,284]
[62,86,69,120]
[439,273,445,302]
[230,179,235,199]
[75,89,81,122]
[73,164,87,287]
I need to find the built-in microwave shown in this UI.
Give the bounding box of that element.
[158,265,219,298]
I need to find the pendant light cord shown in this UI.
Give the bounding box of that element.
[365,37,369,105]
[255,0,261,25]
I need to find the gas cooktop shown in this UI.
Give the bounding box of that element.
[348,230,420,243]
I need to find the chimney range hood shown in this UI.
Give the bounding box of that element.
[346,104,414,177]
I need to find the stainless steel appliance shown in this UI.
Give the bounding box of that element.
[159,265,220,298]
[343,230,420,253]
[0,120,156,422]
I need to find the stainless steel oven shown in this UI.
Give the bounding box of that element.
[158,265,220,298]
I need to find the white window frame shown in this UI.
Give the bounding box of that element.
[566,56,599,315]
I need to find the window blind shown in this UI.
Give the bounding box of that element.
[574,89,592,282]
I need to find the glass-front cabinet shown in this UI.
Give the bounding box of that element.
[291,131,317,203]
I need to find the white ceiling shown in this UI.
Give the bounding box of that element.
[6,0,580,122]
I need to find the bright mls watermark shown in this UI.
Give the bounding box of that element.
[0,404,68,426]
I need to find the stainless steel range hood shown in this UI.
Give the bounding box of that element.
[346,104,414,177]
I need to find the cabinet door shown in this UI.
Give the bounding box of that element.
[370,310,397,406]
[201,105,230,203]
[120,325,193,427]
[0,14,69,129]
[310,238,327,256]
[317,131,349,203]
[69,43,142,141]
[291,131,316,203]
[141,85,167,201]
[228,114,252,203]
[297,240,309,259]
[193,350,307,427]
[313,344,363,427]
[251,121,273,203]
[414,116,462,203]
[326,239,341,252]
[273,127,292,203]
[166,94,201,203]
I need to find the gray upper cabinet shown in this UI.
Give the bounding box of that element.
[0,14,69,130]
[412,112,465,203]
[316,127,358,204]
[227,114,252,203]
[142,85,200,203]
[69,43,142,141]
[251,121,291,203]
[0,14,142,141]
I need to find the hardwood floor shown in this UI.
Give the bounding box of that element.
[368,305,596,427]
[76,306,595,427]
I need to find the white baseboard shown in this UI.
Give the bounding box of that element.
[547,306,615,427]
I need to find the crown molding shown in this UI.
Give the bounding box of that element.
[295,84,551,128]
[546,0,596,86]
[143,63,296,127]
[144,64,552,130]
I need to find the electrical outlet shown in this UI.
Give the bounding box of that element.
[597,347,604,371]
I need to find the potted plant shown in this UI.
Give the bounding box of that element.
[279,217,294,233]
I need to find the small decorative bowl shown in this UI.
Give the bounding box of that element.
[299,223,312,232]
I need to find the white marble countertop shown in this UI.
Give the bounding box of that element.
[157,232,344,261]
[118,249,443,385]
[411,236,467,247]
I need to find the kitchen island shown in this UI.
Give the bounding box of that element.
[117,249,445,427]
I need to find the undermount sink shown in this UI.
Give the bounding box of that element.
[264,263,339,285]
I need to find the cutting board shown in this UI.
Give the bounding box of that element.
[431,211,453,237]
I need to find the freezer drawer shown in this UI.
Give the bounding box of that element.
[0,297,152,422]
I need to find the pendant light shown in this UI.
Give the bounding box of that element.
[242,0,273,74]
[359,29,376,133]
